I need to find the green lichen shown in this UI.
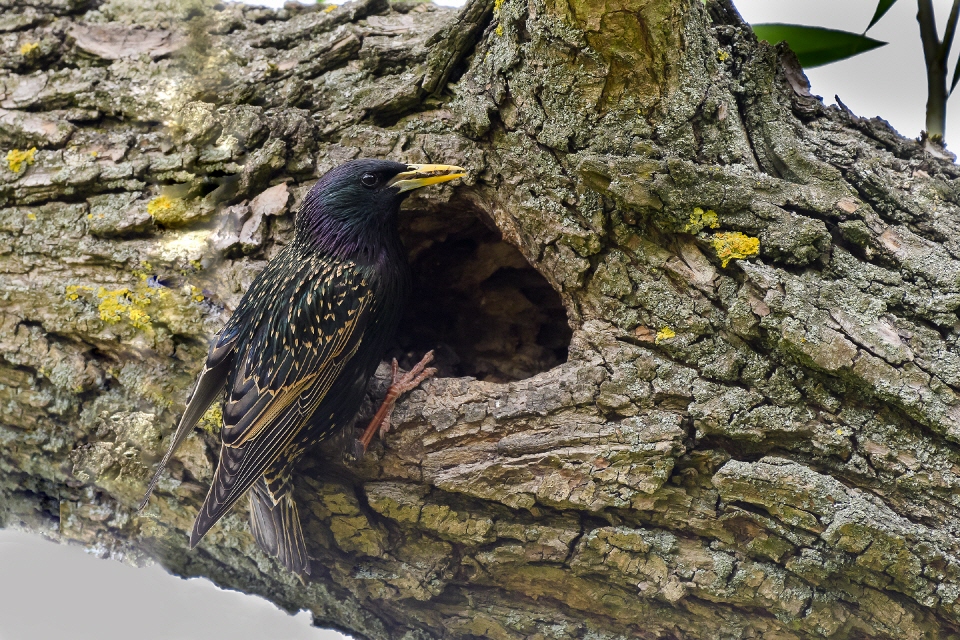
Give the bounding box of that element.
[329,515,387,556]
[197,403,222,434]
[684,207,719,234]
[6,148,36,173]
[711,232,760,268]
[419,503,495,544]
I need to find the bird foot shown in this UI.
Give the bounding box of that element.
[380,352,437,436]
[354,351,436,457]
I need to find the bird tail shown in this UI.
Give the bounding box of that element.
[248,476,311,576]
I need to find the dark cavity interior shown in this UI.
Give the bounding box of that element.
[391,199,571,383]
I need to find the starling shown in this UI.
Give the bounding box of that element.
[139,159,466,575]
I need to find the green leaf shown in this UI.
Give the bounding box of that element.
[867,0,898,31]
[752,24,887,68]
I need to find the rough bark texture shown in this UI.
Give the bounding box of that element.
[5,0,960,638]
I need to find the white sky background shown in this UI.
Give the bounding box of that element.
[0,529,336,640]
[0,1,951,639]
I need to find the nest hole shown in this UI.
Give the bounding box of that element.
[391,199,571,383]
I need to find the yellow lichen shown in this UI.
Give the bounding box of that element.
[684,207,720,233]
[146,195,189,225]
[655,327,676,344]
[131,262,153,281]
[323,3,337,12]
[127,308,151,329]
[96,287,133,323]
[65,284,93,301]
[26,213,36,220]
[6,148,36,173]
[146,195,173,215]
[68,271,195,332]
[190,285,205,302]
[198,403,222,434]
[711,231,760,268]
[717,49,729,62]
[19,42,39,56]
[494,0,505,36]
[95,286,158,329]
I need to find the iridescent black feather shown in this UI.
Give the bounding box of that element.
[140,159,463,575]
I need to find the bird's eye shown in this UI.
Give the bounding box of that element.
[360,173,379,188]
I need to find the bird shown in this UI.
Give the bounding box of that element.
[138,159,466,575]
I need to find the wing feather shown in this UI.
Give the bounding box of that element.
[138,329,238,511]
[189,256,373,545]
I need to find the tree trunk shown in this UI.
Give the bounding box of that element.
[4,0,960,638]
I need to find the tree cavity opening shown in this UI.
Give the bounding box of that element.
[392,199,571,383]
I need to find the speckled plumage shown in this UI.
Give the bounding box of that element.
[140,159,464,575]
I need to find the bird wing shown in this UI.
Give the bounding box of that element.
[190,255,373,545]
[138,326,239,511]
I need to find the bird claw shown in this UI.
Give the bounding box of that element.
[391,353,437,399]
[379,351,436,438]
[356,350,436,456]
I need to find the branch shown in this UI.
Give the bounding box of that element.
[918,0,941,66]
[939,0,960,62]
[918,0,950,136]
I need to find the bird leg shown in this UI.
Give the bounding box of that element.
[355,351,436,456]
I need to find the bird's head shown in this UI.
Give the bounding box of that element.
[295,159,465,259]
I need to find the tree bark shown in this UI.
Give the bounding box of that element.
[4,0,960,638]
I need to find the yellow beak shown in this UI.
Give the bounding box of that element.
[388,163,467,193]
